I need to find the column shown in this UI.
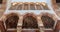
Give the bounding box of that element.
[37,16,44,32]
[17,16,23,32]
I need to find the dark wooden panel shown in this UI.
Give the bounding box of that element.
[56,0,60,3]
[0,0,2,4]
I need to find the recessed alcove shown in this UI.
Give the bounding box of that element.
[0,0,3,8]
[22,14,40,32]
[56,0,60,7]
[41,15,55,28]
[5,13,19,29]
[0,0,2,4]
[22,16,38,29]
[56,0,60,3]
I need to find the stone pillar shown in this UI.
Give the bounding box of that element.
[0,0,7,18]
[37,16,44,32]
[2,0,7,10]
[55,20,60,32]
[17,16,23,32]
[0,20,6,32]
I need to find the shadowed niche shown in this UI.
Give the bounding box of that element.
[0,0,2,4]
[5,13,19,28]
[56,0,60,3]
[22,16,38,29]
[41,15,55,28]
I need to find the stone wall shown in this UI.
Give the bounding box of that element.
[0,0,7,18]
[51,0,59,9]
[54,20,60,32]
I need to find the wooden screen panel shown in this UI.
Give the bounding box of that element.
[41,16,55,28]
[23,4,29,10]
[36,4,42,10]
[9,5,17,10]
[41,4,49,10]
[30,4,35,10]
[5,14,19,28]
[9,3,19,10]
[16,4,23,10]
[22,16,38,29]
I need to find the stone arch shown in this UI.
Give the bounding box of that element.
[40,13,57,29]
[23,13,37,18]
[22,13,38,29]
[5,13,19,28]
[41,15,55,28]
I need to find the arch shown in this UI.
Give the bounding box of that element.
[5,13,19,28]
[40,12,58,29]
[22,13,38,29]
[41,15,55,28]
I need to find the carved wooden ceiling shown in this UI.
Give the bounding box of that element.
[9,2,49,10]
